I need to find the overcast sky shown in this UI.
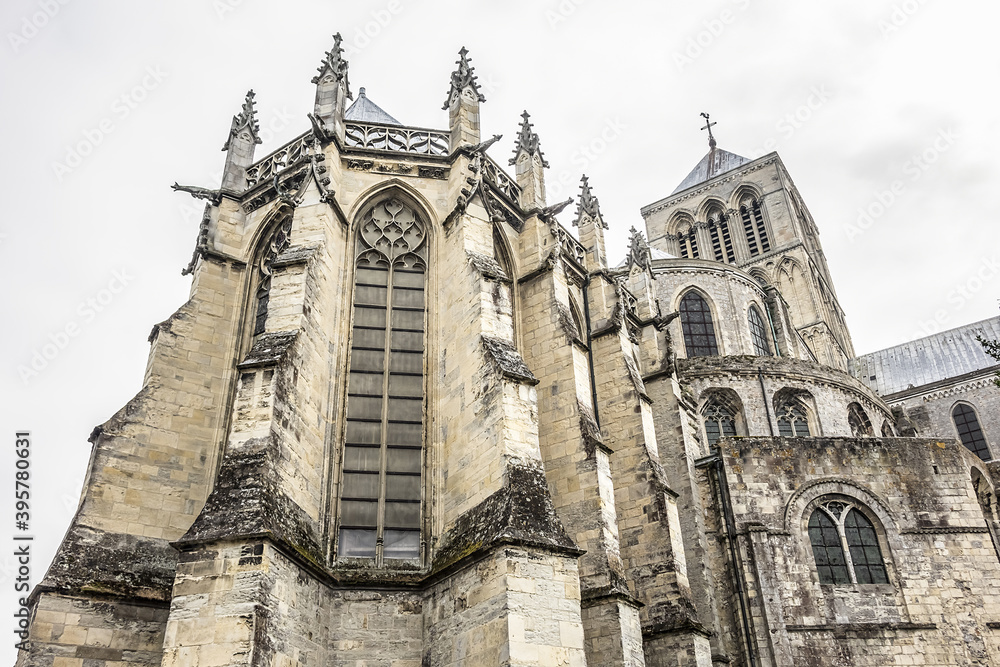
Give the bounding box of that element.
[2,0,998,656]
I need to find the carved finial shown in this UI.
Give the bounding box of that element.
[574,175,607,229]
[700,112,717,149]
[443,46,486,110]
[223,89,262,151]
[627,226,653,271]
[509,110,549,167]
[312,33,352,99]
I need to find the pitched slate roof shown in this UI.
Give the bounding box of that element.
[850,316,1000,396]
[671,147,751,195]
[344,87,401,125]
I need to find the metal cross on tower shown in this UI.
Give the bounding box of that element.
[700,112,717,148]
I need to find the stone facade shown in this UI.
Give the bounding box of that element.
[18,37,1000,667]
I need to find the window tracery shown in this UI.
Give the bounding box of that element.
[847,403,874,437]
[703,402,737,446]
[253,211,294,335]
[808,499,889,585]
[776,400,810,436]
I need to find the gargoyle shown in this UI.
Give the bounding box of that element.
[171,182,221,204]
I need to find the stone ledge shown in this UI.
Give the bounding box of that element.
[238,330,300,369]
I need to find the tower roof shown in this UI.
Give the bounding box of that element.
[671,146,751,195]
[345,87,401,125]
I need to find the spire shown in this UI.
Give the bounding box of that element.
[509,111,548,167]
[574,175,607,229]
[443,46,486,110]
[222,90,261,151]
[312,33,352,99]
[220,90,262,193]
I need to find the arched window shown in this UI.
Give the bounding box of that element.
[708,212,736,263]
[748,305,772,356]
[847,403,874,437]
[680,291,718,357]
[339,198,427,563]
[953,403,990,461]
[703,403,737,446]
[739,199,771,257]
[776,401,810,436]
[881,420,895,437]
[808,499,889,585]
[678,227,699,259]
[253,210,294,335]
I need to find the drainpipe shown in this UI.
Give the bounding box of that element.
[758,368,774,437]
[712,452,759,666]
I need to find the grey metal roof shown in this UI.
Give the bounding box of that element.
[850,316,1000,396]
[344,87,401,125]
[671,147,751,195]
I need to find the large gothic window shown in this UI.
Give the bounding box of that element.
[740,199,771,257]
[680,291,718,357]
[748,305,772,356]
[953,403,990,461]
[339,199,427,562]
[808,500,889,585]
[703,403,737,446]
[847,403,874,437]
[253,210,293,335]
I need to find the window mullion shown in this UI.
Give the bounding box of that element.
[838,513,858,584]
[376,263,394,567]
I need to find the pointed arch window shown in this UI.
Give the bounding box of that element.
[748,305,772,356]
[953,403,990,461]
[704,403,737,446]
[848,403,874,437]
[253,211,294,335]
[808,500,889,585]
[680,291,718,357]
[776,401,810,436]
[708,212,736,263]
[740,199,771,257]
[678,227,699,259]
[339,199,427,563]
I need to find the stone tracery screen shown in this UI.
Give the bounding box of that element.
[338,199,426,562]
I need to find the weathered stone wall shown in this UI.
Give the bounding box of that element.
[713,436,1000,666]
[677,355,893,444]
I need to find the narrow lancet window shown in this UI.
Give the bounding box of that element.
[253,211,293,335]
[748,305,772,356]
[953,403,990,461]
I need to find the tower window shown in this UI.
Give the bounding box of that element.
[808,500,889,585]
[680,291,718,357]
[740,199,770,257]
[953,403,990,461]
[748,305,772,356]
[339,199,427,563]
[708,214,736,264]
[678,228,699,259]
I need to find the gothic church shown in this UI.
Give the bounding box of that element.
[19,36,1000,667]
